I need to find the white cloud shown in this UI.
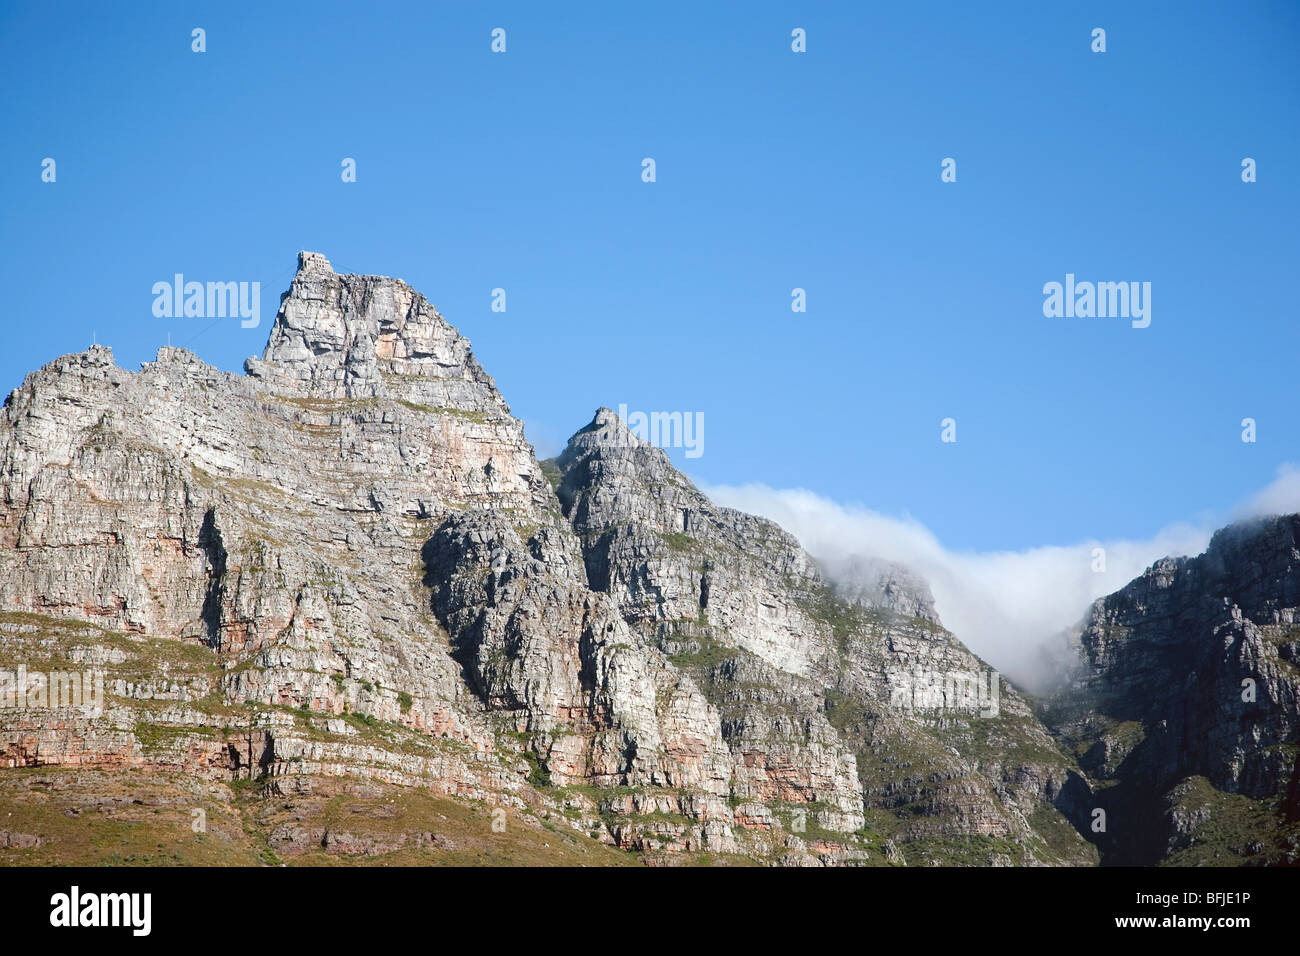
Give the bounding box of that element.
[703,463,1300,689]
[1235,463,1300,519]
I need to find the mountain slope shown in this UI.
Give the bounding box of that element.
[1040,515,1300,865]
[0,252,1094,865]
[546,408,1095,863]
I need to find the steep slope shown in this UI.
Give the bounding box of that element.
[0,251,1092,865]
[1040,515,1300,865]
[547,408,1096,864]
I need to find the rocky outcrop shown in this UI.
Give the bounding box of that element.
[0,252,549,810]
[1041,515,1300,864]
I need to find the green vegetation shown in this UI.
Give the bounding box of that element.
[658,531,697,554]
[431,406,490,423]
[396,399,438,414]
[1160,776,1300,866]
[132,722,216,755]
[538,458,563,493]
[822,689,865,728]
[900,834,1028,866]
[666,631,738,676]
[0,768,637,868]
[793,585,875,649]
[260,394,379,412]
[522,750,553,790]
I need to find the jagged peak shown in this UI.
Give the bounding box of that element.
[267,251,432,359]
[591,406,620,428]
[153,345,206,366]
[558,407,654,464]
[243,252,503,411]
[34,344,115,377]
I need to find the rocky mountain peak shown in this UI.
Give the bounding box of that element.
[554,407,944,630]
[245,252,503,413]
[558,406,656,467]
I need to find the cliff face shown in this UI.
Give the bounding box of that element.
[548,408,1094,863]
[1,252,1097,864]
[1040,516,1300,865]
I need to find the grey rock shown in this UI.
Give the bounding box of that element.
[1040,514,1300,864]
[0,253,1105,865]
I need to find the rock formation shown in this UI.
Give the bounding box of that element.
[0,252,1289,866]
[1040,515,1300,864]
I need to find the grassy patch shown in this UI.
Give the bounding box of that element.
[539,459,563,493]
[658,531,697,554]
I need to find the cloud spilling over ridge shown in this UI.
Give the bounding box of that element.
[1236,463,1300,519]
[703,464,1300,689]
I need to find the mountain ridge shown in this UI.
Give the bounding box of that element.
[0,252,1291,866]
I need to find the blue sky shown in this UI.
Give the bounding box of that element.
[2,1,1297,554]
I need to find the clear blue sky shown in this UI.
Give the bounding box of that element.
[1,1,1297,552]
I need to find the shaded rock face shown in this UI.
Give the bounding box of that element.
[1041,515,1300,865]
[0,252,1096,865]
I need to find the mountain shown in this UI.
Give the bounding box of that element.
[0,252,1099,865]
[1039,516,1300,865]
[0,251,1292,868]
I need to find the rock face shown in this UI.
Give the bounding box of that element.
[0,251,1106,865]
[821,555,941,624]
[549,408,1094,862]
[1040,515,1300,865]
